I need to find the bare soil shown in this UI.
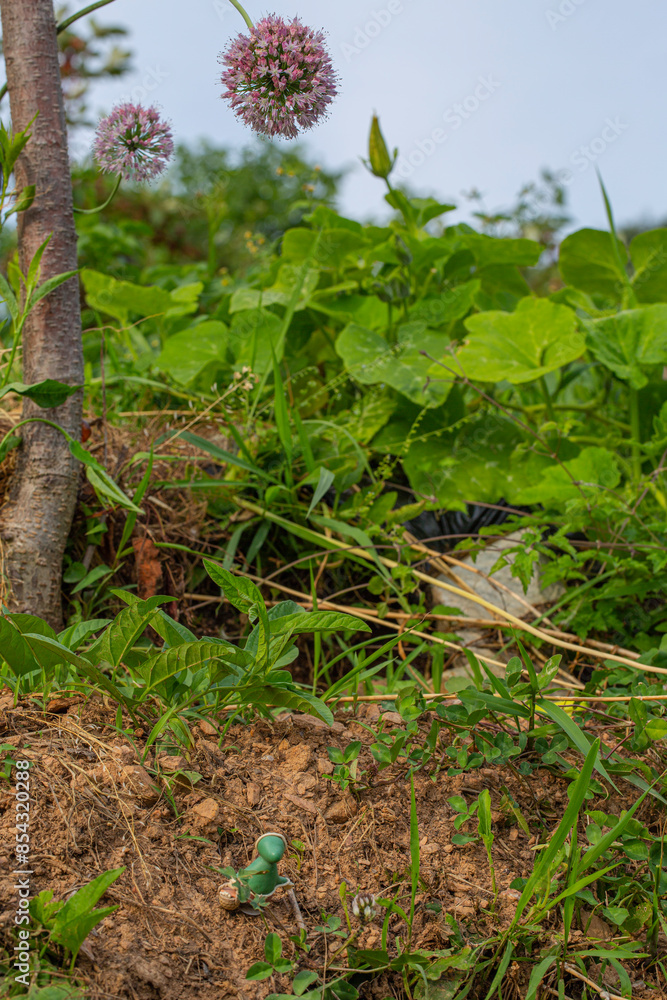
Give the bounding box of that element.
[0,693,662,999]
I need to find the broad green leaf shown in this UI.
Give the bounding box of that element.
[645,718,667,741]
[462,233,542,269]
[203,561,265,614]
[384,188,416,228]
[153,610,197,647]
[331,388,398,446]
[243,601,305,658]
[292,970,319,995]
[264,932,282,964]
[585,304,667,388]
[410,197,456,227]
[559,228,628,299]
[82,270,173,324]
[229,264,319,313]
[267,610,371,637]
[309,291,389,329]
[23,634,133,706]
[244,684,334,725]
[8,614,57,641]
[229,307,283,373]
[205,564,270,662]
[281,227,366,268]
[246,962,274,981]
[58,618,112,651]
[409,280,480,328]
[51,867,124,961]
[512,447,620,505]
[403,412,524,508]
[165,282,203,318]
[155,321,228,385]
[0,379,80,408]
[139,641,245,697]
[457,297,584,384]
[630,228,667,302]
[30,889,63,926]
[336,321,452,407]
[475,264,532,310]
[306,205,365,233]
[86,599,165,667]
[0,618,40,676]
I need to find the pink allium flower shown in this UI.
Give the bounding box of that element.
[93,103,174,182]
[220,15,338,139]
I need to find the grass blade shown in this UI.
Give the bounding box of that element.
[510,738,599,929]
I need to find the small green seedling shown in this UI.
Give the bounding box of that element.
[326,741,363,791]
[448,795,480,845]
[29,867,125,972]
[477,789,497,896]
[246,932,295,982]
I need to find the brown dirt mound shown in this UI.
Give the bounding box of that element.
[0,695,661,999]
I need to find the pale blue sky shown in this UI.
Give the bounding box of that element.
[73,0,664,231]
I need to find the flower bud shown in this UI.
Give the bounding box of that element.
[367,115,395,179]
[351,893,377,924]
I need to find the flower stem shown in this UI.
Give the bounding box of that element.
[226,0,254,31]
[0,417,72,456]
[73,173,122,215]
[57,0,117,33]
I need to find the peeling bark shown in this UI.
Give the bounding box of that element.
[0,0,83,627]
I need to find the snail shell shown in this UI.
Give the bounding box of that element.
[218,880,240,911]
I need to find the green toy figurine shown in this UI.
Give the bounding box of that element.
[219,831,292,915]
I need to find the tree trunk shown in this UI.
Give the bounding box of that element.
[0,0,83,628]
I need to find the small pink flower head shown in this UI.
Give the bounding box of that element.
[93,103,174,182]
[220,15,338,139]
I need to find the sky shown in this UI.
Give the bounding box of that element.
[73,0,665,232]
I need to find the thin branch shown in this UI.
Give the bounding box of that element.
[57,0,117,33]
